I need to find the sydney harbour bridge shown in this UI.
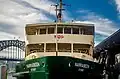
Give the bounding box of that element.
[0,39,25,75]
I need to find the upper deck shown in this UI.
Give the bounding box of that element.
[25,22,94,44]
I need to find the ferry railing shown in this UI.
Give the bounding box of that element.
[46,49,71,52]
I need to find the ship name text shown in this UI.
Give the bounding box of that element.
[75,63,90,69]
[26,62,40,68]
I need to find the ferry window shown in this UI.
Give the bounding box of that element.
[73,44,90,54]
[80,49,89,54]
[73,28,79,34]
[86,27,94,35]
[58,43,71,52]
[81,27,94,35]
[48,28,54,34]
[84,28,89,35]
[46,43,56,52]
[57,27,63,34]
[40,28,46,34]
[27,28,36,35]
[80,28,85,34]
[64,27,71,34]
[38,44,44,52]
[28,44,44,53]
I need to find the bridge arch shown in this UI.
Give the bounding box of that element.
[0,40,25,51]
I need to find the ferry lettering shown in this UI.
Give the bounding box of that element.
[26,62,40,68]
[54,35,64,39]
[75,63,89,69]
[78,68,84,72]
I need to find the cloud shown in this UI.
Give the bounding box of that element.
[0,0,73,41]
[0,0,55,41]
[114,0,120,18]
[74,10,119,45]
[115,0,120,13]
[76,10,118,36]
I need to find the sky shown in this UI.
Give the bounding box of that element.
[0,0,120,46]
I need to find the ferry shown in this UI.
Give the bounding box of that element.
[13,0,103,79]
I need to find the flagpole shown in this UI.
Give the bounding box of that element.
[55,22,58,56]
[55,4,58,56]
[53,0,64,56]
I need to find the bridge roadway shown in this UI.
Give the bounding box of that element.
[0,57,24,61]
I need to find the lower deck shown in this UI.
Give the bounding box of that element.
[13,56,103,79]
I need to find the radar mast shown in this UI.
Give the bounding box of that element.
[52,0,65,22]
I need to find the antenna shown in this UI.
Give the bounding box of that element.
[51,4,58,22]
[58,0,63,22]
[52,0,68,22]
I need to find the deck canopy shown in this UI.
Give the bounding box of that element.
[94,29,120,58]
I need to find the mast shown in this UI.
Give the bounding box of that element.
[52,0,65,22]
[58,0,63,22]
[51,0,65,56]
